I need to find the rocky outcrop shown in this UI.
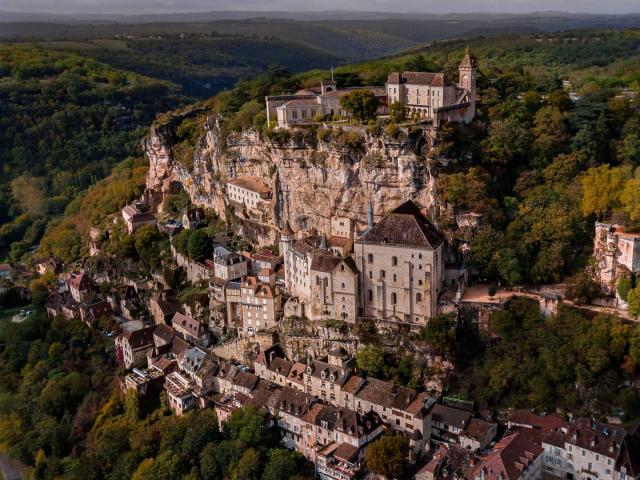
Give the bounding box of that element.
[145,111,441,241]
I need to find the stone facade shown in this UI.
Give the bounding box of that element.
[594,222,640,295]
[354,201,445,326]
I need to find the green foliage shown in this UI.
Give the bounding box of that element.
[389,101,406,123]
[364,435,409,479]
[339,89,379,122]
[0,44,184,258]
[454,297,640,417]
[356,345,385,378]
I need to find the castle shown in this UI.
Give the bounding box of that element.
[265,49,477,128]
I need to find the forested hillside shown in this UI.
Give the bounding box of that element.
[0,45,188,261]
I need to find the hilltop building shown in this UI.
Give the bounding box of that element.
[265,49,476,128]
[593,222,640,295]
[386,47,477,124]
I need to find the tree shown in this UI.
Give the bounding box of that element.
[582,164,632,218]
[10,175,47,216]
[620,177,640,222]
[356,345,385,378]
[627,286,640,318]
[566,272,599,305]
[230,448,261,480]
[263,449,310,480]
[389,101,406,123]
[365,435,408,479]
[339,90,379,123]
[187,229,211,261]
[420,314,457,356]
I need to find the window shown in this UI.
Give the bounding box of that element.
[368,290,373,301]
[391,293,397,305]
[416,293,422,303]
[393,274,397,282]
[392,256,398,266]
[341,283,345,289]
[367,254,373,263]
[380,270,385,278]
[369,271,372,279]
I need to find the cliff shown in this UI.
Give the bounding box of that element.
[144,110,442,243]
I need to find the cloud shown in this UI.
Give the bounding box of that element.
[1,0,639,14]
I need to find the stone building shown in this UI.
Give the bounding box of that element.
[593,222,640,295]
[227,176,271,210]
[213,245,248,281]
[122,202,156,234]
[386,48,476,124]
[266,81,387,128]
[541,418,640,480]
[309,254,359,323]
[354,201,445,327]
[171,312,211,348]
[238,275,283,336]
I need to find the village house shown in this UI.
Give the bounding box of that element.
[541,418,640,480]
[182,207,206,229]
[267,386,318,451]
[122,202,156,234]
[459,418,498,451]
[355,201,445,327]
[415,443,473,480]
[466,432,543,480]
[430,403,473,447]
[35,257,62,276]
[123,366,165,396]
[386,48,477,124]
[345,376,435,459]
[237,275,283,336]
[254,346,306,391]
[226,176,271,210]
[303,348,354,406]
[213,245,248,281]
[115,325,157,369]
[171,312,211,347]
[148,290,179,325]
[67,272,96,304]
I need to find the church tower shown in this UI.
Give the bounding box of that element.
[458,46,477,118]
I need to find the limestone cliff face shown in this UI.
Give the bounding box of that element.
[145,111,441,240]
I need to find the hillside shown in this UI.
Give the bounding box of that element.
[0,44,189,261]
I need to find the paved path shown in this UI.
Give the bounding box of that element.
[0,452,25,480]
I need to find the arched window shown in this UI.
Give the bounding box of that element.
[367,254,374,263]
[416,293,422,303]
[341,283,345,289]
[392,256,398,266]
[391,292,397,305]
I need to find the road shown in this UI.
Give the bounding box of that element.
[0,452,25,480]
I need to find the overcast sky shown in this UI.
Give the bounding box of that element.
[1,0,639,15]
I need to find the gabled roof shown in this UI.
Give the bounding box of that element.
[228,175,271,195]
[431,404,472,429]
[172,312,206,337]
[465,433,543,480]
[509,410,564,433]
[119,325,155,350]
[386,71,451,87]
[356,201,443,248]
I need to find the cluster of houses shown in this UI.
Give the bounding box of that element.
[265,49,477,128]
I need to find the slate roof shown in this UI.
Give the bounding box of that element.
[233,371,260,391]
[356,201,443,248]
[306,359,349,385]
[431,404,472,429]
[566,417,626,459]
[119,325,155,350]
[386,71,451,87]
[153,324,175,345]
[172,312,206,338]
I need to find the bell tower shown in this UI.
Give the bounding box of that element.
[458,45,476,97]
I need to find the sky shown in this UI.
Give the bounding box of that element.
[1,0,639,15]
